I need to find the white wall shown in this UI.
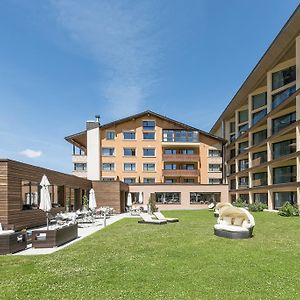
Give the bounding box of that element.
[87,127,100,180]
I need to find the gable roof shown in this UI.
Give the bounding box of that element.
[65,110,225,148]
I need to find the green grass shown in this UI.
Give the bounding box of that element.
[1,210,300,299]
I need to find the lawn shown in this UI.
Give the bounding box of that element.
[0,210,300,300]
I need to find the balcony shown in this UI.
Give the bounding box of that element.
[162,130,199,144]
[163,154,199,162]
[162,169,199,177]
[252,179,267,187]
[72,155,87,163]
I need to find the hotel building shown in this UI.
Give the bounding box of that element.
[210,7,300,210]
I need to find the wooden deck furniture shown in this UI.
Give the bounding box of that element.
[0,231,27,255]
[32,223,78,248]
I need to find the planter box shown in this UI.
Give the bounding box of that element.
[0,232,27,255]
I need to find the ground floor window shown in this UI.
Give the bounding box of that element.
[273,192,297,210]
[143,178,155,184]
[184,178,195,183]
[254,193,268,205]
[164,178,177,183]
[155,192,181,204]
[190,192,221,204]
[239,194,249,203]
[124,178,136,184]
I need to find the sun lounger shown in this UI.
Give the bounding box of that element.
[153,211,179,223]
[138,213,167,225]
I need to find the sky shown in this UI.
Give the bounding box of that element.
[0,0,299,173]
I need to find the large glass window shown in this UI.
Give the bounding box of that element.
[123,131,136,140]
[143,163,155,172]
[143,132,155,140]
[273,139,296,159]
[143,178,155,184]
[143,120,155,130]
[143,148,155,156]
[254,193,268,205]
[238,159,248,171]
[230,122,236,133]
[230,179,236,190]
[190,192,221,204]
[272,85,296,109]
[182,149,195,154]
[184,178,195,183]
[252,129,267,145]
[253,151,267,164]
[164,149,177,154]
[238,141,248,154]
[124,163,136,172]
[102,148,115,156]
[252,109,267,125]
[209,164,221,172]
[155,192,181,204]
[272,65,296,90]
[102,163,115,171]
[230,164,236,174]
[238,110,248,123]
[252,92,267,110]
[106,131,115,140]
[238,177,249,188]
[182,164,195,170]
[74,163,87,171]
[164,179,177,183]
[239,194,249,203]
[273,192,297,210]
[164,163,177,170]
[272,112,296,134]
[162,130,199,143]
[238,123,249,135]
[209,149,221,157]
[253,172,267,186]
[273,165,296,184]
[22,180,40,210]
[124,148,136,156]
[230,148,236,159]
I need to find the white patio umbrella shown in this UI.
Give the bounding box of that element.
[39,174,52,230]
[89,188,97,210]
[138,192,143,204]
[127,193,132,207]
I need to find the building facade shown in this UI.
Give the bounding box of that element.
[210,7,300,210]
[65,111,225,185]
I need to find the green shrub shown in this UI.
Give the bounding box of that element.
[278,202,299,217]
[248,202,268,212]
[233,197,247,208]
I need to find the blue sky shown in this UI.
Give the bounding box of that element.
[0,0,299,173]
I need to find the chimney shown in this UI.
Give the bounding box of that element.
[86,114,100,130]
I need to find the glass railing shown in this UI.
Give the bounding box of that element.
[252,108,267,125]
[272,85,296,109]
[272,112,296,134]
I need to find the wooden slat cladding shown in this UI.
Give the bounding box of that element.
[92,181,128,213]
[0,159,92,230]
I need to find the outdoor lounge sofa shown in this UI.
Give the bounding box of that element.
[214,202,233,217]
[153,211,179,223]
[214,207,255,239]
[0,224,27,255]
[138,213,167,225]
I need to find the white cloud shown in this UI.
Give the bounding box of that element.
[20,149,42,158]
[50,0,161,118]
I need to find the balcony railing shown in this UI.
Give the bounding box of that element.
[162,169,199,177]
[252,179,267,187]
[163,154,199,162]
[72,155,87,163]
[162,130,199,143]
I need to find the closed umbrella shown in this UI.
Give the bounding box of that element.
[89,188,97,210]
[39,175,52,230]
[127,193,132,207]
[138,192,143,204]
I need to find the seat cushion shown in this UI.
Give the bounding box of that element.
[214,224,249,232]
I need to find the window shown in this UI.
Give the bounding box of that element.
[102,177,115,182]
[155,192,181,204]
[238,110,248,123]
[164,178,177,183]
[182,149,194,154]
[273,139,296,159]
[273,192,297,210]
[123,178,136,184]
[124,163,136,172]
[230,134,236,143]
[239,194,249,203]
[143,163,155,172]
[230,148,236,159]
[253,151,267,164]
[143,120,155,130]
[106,131,115,140]
[252,108,267,125]
[253,172,267,186]
[143,178,155,184]
[164,163,176,170]
[73,145,85,155]
[143,132,155,140]
[238,123,248,135]
[238,141,248,154]
[190,192,220,204]
[209,178,222,184]
[252,92,267,110]
[272,112,296,134]
[272,65,296,90]
[272,85,296,109]
[273,165,296,184]
[182,164,195,170]
[162,130,199,142]
[229,122,235,133]
[102,148,115,156]
[74,163,87,171]
[184,178,195,183]
[143,148,155,156]
[123,131,136,140]
[102,163,115,171]
[238,159,248,171]
[209,149,221,157]
[164,149,177,154]
[254,193,268,205]
[124,148,136,156]
[230,179,236,190]
[209,164,221,172]
[230,164,236,174]
[22,180,40,210]
[252,129,267,145]
[238,177,249,188]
